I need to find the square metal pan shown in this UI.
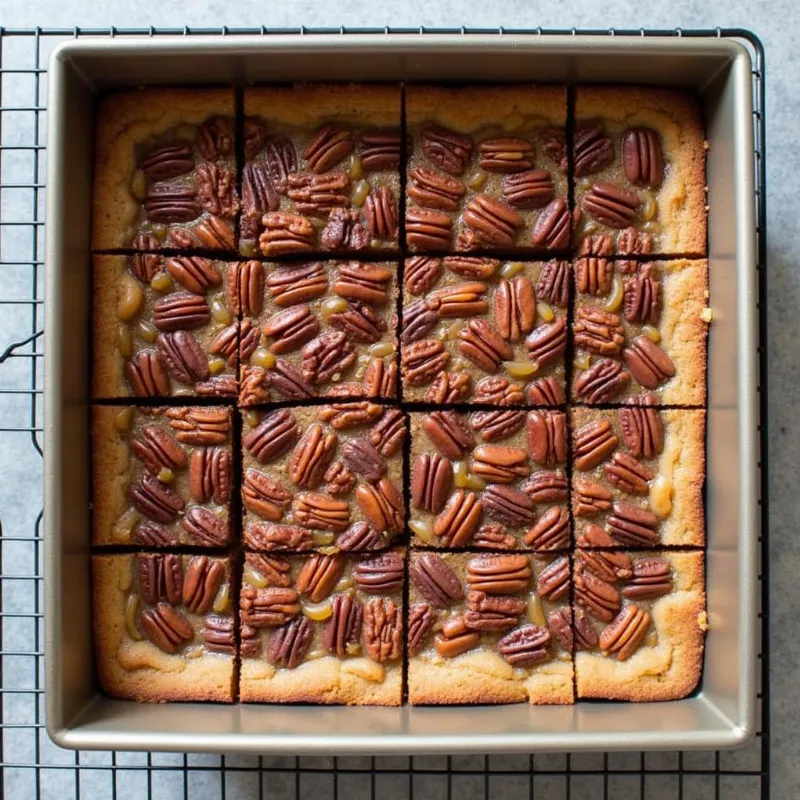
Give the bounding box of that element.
[44,33,759,754]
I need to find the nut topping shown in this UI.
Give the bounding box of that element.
[129,251,163,284]
[152,290,212,332]
[575,255,613,295]
[531,198,570,249]
[474,376,524,406]
[287,171,350,216]
[360,130,402,170]
[406,208,452,251]
[619,400,664,459]
[434,490,483,547]
[246,523,314,552]
[494,276,536,342]
[599,605,650,661]
[624,268,661,325]
[334,262,392,306]
[139,603,193,654]
[137,553,183,606]
[130,474,184,523]
[604,451,654,495]
[240,586,300,627]
[156,331,209,384]
[478,137,534,172]
[523,507,570,550]
[410,553,463,607]
[470,445,530,484]
[463,194,524,248]
[363,597,402,663]
[526,376,564,406]
[411,453,453,514]
[572,479,613,517]
[444,256,501,279]
[241,161,279,238]
[458,318,514,373]
[623,557,672,599]
[335,521,387,552]
[573,123,614,176]
[363,185,399,241]
[181,507,229,547]
[578,522,617,548]
[548,608,574,652]
[294,493,351,533]
[401,298,440,344]
[622,128,664,188]
[574,358,631,404]
[434,617,480,658]
[469,409,526,442]
[370,408,406,457]
[131,425,186,475]
[141,142,194,181]
[204,615,236,655]
[522,471,568,504]
[575,565,621,622]
[408,603,436,654]
[527,410,568,467]
[296,553,346,602]
[318,396,384,429]
[578,549,633,584]
[502,169,554,209]
[267,360,318,401]
[607,502,659,547]
[189,447,231,504]
[289,424,337,489]
[404,256,443,295]
[267,616,313,669]
[432,281,489,318]
[356,478,404,533]
[166,407,230,445]
[303,124,354,173]
[341,439,386,483]
[259,212,315,257]
[537,259,569,308]
[573,420,618,471]
[262,305,320,355]
[465,591,525,632]
[166,256,221,295]
[408,166,466,211]
[247,554,293,588]
[363,358,397,399]
[466,554,532,595]
[301,331,357,384]
[227,261,265,317]
[536,555,570,601]
[354,552,405,593]
[583,183,640,228]
[421,126,473,175]
[262,134,298,192]
[182,556,226,615]
[574,308,625,356]
[621,336,676,389]
[144,185,201,224]
[498,625,552,667]
[422,411,475,459]
[195,162,239,217]
[321,208,370,251]
[323,594,364,657]
[244,409,299,464]
[525,316,567,367]
[473,523,517,550]
[424,371,472,404]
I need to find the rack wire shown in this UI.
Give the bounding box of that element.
[0,26,767,800]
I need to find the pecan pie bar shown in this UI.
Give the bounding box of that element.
[570,405,705,548]
[93,254,244,399]
[92,553,236,702]
[241,404,406,553]
[573,549,705,701]
[408,410,569,551]
[239,551,404,705]
[92,88,238,251]
[570,258,708,405]
[242,84,402,257]
[407,551,573,704]
[239,260,398,405]
[405,86,568,254]
[400,258,569,404]
[92,405,234,548]
[572,87,707,256]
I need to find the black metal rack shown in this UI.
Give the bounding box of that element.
[0,27,768,800]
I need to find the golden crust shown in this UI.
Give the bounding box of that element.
[240,658,402,706]
[406,85,566,132]
[92,555,235,703]
[576,551,705,702]
[408,649,573,705]
[92,88,234,251]
[91,406,134,545]
[659,260,709,405]
[245,84,401,129]
[576,86,706,255]
[92,255,127,398]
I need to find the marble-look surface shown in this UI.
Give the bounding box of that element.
[0,1,791,798]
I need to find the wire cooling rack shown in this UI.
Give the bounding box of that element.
[0,26,768,800]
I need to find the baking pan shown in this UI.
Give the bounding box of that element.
[44,33,759,753]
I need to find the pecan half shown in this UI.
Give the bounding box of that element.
[424,371,472,404]
[324,461,356,496]
[421,126,473,175]
[467,554,532,595]
[574,358,631,403]
[401,297,440,344]
[303,124,354,173]
[621,336,676,389]
[244,408,299,463]
[536,555,570,601]
[334,262,392,306]
[262,305,320,355]
[197,115,233,159]
[469,409,526,442]
[133,521,179,547]
[502,169,554,209]
[329,301,387,345]
[622,128,664,188]
[579,233,615,257]
[363,357,397,399]
[573,479,613,516]
[402,339,450,385]
[335,521,388,552]
[574,123,614,176]
[240,623,261,657]
[483,485,536,527]
[408,166,466,211]
[494,276,536,342]
[522,470,568,503]
[364,185,398,241]
[141,142,194,181]
[474,376,524,406]
[241,586,300,628]
[181,507,229,546]
[363,598,402,663]
[531,198,570,249]
[144,185,201,223]
[498,624,552,666]
[473,523,517,550]
[410,553,463,607]
[196,374,238,399]
[623,557,672,599]
[323,594,364,657]
[296,553,345,601]
[319,396,384,429]
[138,553,183,606]
[287,171,350,216]
[354,551,404,593]
[227,261,264,317]
[267,616,313,669]
[623,268,661,325]
[356,478,404,533]
[573,420,618,471]
[165,407,229,445]
[190,215,235,250]
[259,212,315,257]
[599,605,651,661]
[129,250,163,283]
[525,317,567,367]
[243,116,267,160]
[370,408,406,457]
[422,411,474,459]
[166,256,221,294]
[607,502,660,546]
[583,183,640,228]
[617,227,654,274]
[541,127,567,169]
[575,308,626,356]
[267,263,328,308]
[604,451,654,495]
[139,603,193,654]
[434,617,480,658]
[445,256,500,279]
[575,565,621,622]
[548,607,574,652]
[406,207,452,251]
[321,208,370,251]
[578,548,633,584]
[576,255,613,296]
[204,615,235,655]
[195,162,239,217]
[537,259,569,308]
[434,490,483,546]
[408,603,436,654]
[246,522,314,552]
[619,400,664,459]
[575,608,599,651]
[464,194,524,248]
[465,591,525,631]
[527,410,568,467]
[360,130,402,170]
[263,134,298,192]
[156,331,209,384]
[404,256,443,295]
[130,474,184,523]
[294,493,350,533]
[432,281,489,317]
[301,331,357,384]
[478,137,534,172]
[527,376,564,406]
[471,445,530,484]
[131,425,186,474]
[524,507,570,550]
[189,447,231,504]
[288,424,337,489]
[341,439,386,483]
[246,554,293,588]
[577,522,617,548]
[182,556,226,615]
[458,318,514,372]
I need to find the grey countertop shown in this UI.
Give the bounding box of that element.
[0,1,792,798]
